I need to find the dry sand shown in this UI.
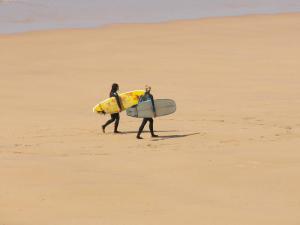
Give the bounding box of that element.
[1,13,300,225]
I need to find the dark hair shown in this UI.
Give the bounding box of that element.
[111,83,119,92]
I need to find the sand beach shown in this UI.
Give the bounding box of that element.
[1,12,300,225]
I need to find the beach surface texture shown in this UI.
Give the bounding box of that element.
[1,13,300,225]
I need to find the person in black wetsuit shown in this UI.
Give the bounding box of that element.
[136,85,159,139]
[102,83,122,133]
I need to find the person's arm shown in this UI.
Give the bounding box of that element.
[114,93,122,111]
[150,94,156,116]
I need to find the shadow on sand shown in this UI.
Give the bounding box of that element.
[151,132,201,141]
[121,130,179,134]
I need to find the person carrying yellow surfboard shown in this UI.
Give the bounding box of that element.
[102,83,122,133]
[136,85,159,139]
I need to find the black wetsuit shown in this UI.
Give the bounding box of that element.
[103,91,122,132]
[137,92,156,137]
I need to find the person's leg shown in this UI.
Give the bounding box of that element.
[149,118,158,137]
[102,114,116,133]
[137,118,148,139]
[114,113,120,133]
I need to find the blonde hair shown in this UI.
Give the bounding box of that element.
[145,85,151,91]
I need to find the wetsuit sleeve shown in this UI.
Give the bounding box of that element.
[114,93,122,111]
[150,94,156,113]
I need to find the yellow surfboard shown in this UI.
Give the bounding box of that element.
[93,90,145,114]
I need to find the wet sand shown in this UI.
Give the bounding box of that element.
[1,0,300,33]
[1,13,300,225]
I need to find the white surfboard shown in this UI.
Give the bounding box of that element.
[126,99,176,118]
